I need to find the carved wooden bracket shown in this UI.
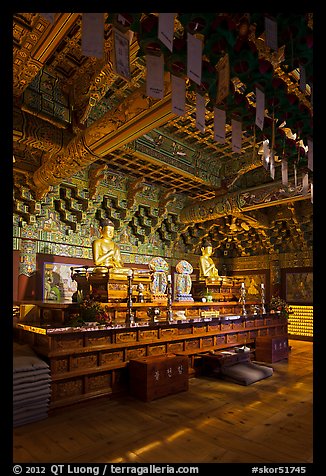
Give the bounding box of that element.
[88,164,107,199]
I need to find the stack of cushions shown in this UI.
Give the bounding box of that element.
[13,343,51,427]
[220,360,273,386]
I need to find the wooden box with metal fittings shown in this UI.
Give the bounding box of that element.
[128,353,189,402]
[255,335,289,363]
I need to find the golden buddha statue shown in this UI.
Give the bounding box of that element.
[199,240,221,281]
[92,218,131,276]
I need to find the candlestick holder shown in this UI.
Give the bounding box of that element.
[166,277,173,324]
[125,271,135,325]
[260,285,266,315]
[239,284,247,317]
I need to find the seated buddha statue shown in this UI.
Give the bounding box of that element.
[199,240,234,286]
[199,240,221,281]
[92,218,131,277]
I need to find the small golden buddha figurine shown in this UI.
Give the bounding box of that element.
[199,240,221,281]
[92,218,131,276]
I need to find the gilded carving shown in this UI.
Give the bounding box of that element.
[180,178,311,224]
[148,345,166,355]
[126,348,146,359]
[88,374,111,391]
[127,177,146,209]
[101,351,124,364]
[88,164,107,199]
[185,339,200,349]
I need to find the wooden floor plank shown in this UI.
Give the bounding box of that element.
[13,339,313,464]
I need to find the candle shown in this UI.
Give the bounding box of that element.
[241,282,245,288]
[261,283,264,289]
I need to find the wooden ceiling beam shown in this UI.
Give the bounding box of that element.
[13,13,80,96]
[33,76,175,200]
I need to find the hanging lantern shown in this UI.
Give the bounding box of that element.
[107,13,142,33]
[203,34,228,64]
[178,13,213,36]
[284,136,298,162]
[188,59,217,99]
[237,15,250,40]
[250,13,265,38]
[138,13,164,56]
[210,14,237,47]
[164,36,187,77]
[230,39,259,81]
[245,58,274,95]
[266,76,288,108]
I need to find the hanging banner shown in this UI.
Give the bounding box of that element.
[299,64,306,93]
[213,107,226,143]
[265,16,278,51]
[270,153,275,179]
[146,54,164,99]
[302,172,309,195]
[311,183,313,204]
[255,87,265,130]
[308,138,313,171]
[81,13,104,59]
[158,13,175,52]
[231,119,242,153]
[262,140,270,170]
[187,33,202,86]
[281,159,288,187]
[112,27,131,81]
[196,93,205,133]
[172,74,186,116]
[216,54,230,105]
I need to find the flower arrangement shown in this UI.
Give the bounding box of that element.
[73,297,112,326]
[269,295,292,319]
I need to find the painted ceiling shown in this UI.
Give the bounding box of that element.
[13,13,313,258]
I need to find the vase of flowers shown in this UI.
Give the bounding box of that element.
[79,297,112,326]
[269,295,292,319]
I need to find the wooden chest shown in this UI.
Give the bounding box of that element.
[255,335,288,363]
[128,354,189,402]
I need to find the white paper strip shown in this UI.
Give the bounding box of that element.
[113,27,131,81]
[40,13,55,23]
[81,13,104,59]
[262,140,270,170]
[231,119,242,153]
[213,107,226,143]
[311,183,313,204]
[302,172,309,195]
[299,64,306,93]
[281,159,288,187]
[146,54,164,99]
[196,93,205,133]
[255,87,265,130]
[158,13,175,52]
[270,153,275,179]
[308,138,313,171]
[216,54,230,104]
[172,75,186,116]
[265,16,278,51]
[187,33,202,86]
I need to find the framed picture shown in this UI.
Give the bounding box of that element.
[285,271,313,304]
[43,262,78,302]
[236,273,267,301]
